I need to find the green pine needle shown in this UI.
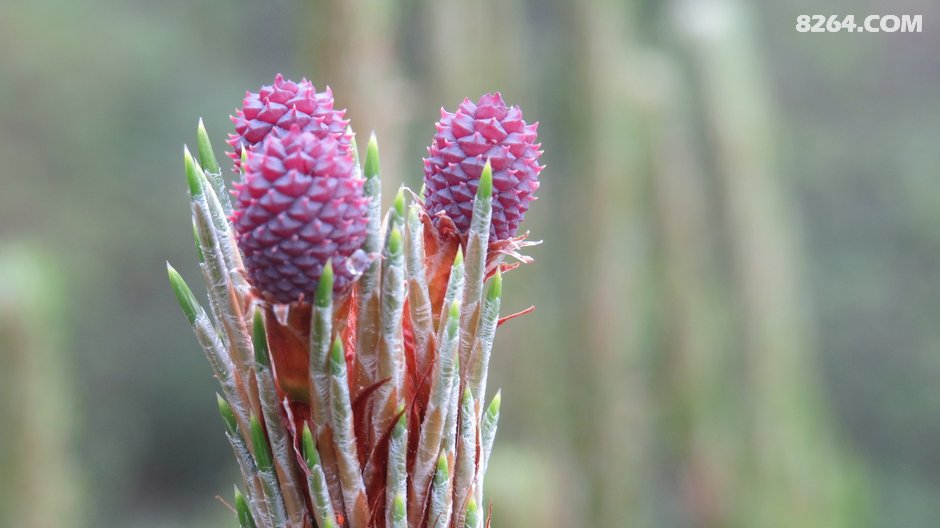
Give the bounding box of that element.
[364,132,380,180]
[487,390,502,420]
[330,337,345,375]
[183,146,203,196]
[166,262,199,325]
[234,485,257,528]
[316,260,334,308]
[392,493,407,526]
[252,308,269,368]
[394,187,406,219]
[464,498,479,528]
[216,393,238,435]
[388,227,403,256]
[435,453,450,482]
[249,413,273,473]
[487,269,503,302]
[477,159,493,200]
[301,422,319,468]
[196,118,221,175]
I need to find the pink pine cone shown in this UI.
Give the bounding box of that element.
[423,92,542,241]
[227,74,351,170]
[231,126,369,303]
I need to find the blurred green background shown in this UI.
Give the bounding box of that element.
[1,0,938,526]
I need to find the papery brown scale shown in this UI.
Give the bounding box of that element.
[263,303,312,404]
[352,377,388,465]
[420,212,461,324]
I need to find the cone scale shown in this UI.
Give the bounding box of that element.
[168,76,542,528]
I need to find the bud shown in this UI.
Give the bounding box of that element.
[234,486,257,528]
[231,125,369,303]
[228,74,350,170]
[216,394,238,435]
[423,93,542,241]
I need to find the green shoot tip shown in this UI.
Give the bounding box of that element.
[249,413,273,472]
[393,493,406,521]
[487,390,501,418]
[302,422,319,468]
[394,187,406,218]
[364,132,380,180]
[435,453,450,479]
[183,146,202,196]
[465,498,479,527]
[252,308,269,367]
[196,118,221,174]
[388,227,403,255]
[330,337,345,374]
[216,393,237,434]
[167,263,199,325]
[316,260,334,308]
[477,159,493,199]
[234,485,256,528]
[486,269,502,302]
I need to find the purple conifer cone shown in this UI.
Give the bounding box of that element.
[231,125,369,303]
[423,92,543,241]
[227,74,350,170]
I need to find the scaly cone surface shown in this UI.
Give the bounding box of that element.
[423,92,543,242]
[231,125,369,303]
[228,74,351,171]
[168,78,541,528]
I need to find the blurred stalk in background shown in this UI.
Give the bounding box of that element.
[0,244,84,527]
[660,0,870,526]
